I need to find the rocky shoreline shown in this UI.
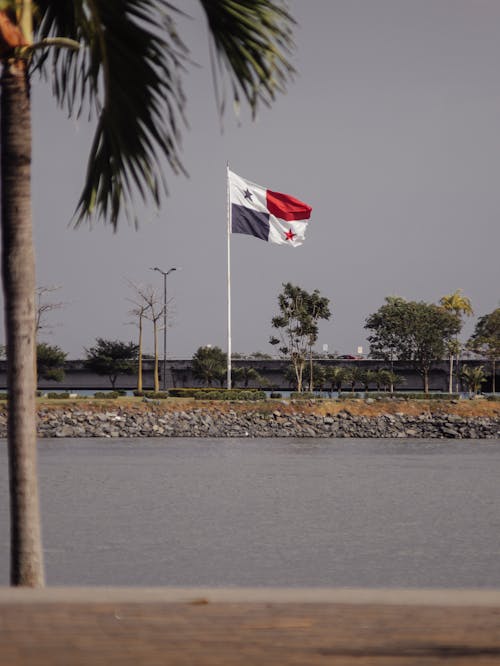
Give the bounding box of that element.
[0,402,497,439]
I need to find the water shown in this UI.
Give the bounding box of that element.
[1,437,500,587]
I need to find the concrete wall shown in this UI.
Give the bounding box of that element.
[0,358,495,392]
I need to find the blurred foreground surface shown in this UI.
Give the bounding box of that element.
[1,588,500,665]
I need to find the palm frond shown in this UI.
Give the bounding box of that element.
[33,0,188,228]
[199,0,295,117]
[32,0,295,228]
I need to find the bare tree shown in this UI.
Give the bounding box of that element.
[127,282,152,394]
[134,285,163,392]
[34,285,66,388]
[35,285,65,338]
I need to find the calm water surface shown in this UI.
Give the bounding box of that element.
[1,437,500,587]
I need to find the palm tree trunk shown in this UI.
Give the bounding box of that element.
[137,314,143,393]
[448,354,453,394]
[454,345,460,394]
[1,60,44,587]
[294,359,303,392]
[309,346,313,392]
[153,320,159,392]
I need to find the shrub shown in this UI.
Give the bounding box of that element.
[396,393,461,400]
[269,392,282,399]
[93,391,119,399]
[337,393,362,400]
[290,391,322,400]
[169,388,223,398]
[142,391,169,399]
[0,392,8,400]
[194,390,266,401]
[47,392,70,399]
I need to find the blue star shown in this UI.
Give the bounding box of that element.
[243,188,253,201]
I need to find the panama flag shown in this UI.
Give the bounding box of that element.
[229,170,311,247]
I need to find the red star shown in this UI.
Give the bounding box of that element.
[284,228,296,241]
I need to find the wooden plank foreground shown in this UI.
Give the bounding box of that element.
[1,588,500,665]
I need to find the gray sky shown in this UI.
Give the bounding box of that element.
[3,0,500,359]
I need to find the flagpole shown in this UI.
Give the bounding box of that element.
[226,163,232,389]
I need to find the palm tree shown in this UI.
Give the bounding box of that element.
[1,1,296,587]
[359,369,378,396]
[232,366,263,388]
[325,366,347,396]
[439,290,473,392]
[342,366,364,394]
[376,369,404,394]
[460,365,486,397]
[192,346,227,387]
[303,362,326,393]
[443,338,460,394]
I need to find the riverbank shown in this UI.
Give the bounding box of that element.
[1,398,498,439]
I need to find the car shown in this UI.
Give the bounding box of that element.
[338,354,358,359]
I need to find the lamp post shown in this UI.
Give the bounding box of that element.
[151,266,177,390]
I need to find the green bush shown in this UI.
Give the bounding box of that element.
[93,391,120,399]
[194,389,266,401]
[47,392,70,399]
[269,392,282,399]
[486,394,500,402]
[0,392,8,400]
[169,387,224,398]
[142,391,169,399]
[397,393,460,400]
[290,391,323,400]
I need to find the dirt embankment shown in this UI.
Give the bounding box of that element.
[23,396,500,420]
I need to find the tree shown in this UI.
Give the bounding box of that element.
[136,285,163,393]
[303,362,326,392]
[305,290,331,391]
[365,298,460,393]
[460,365,486,396]
[35,285,65,338]
[342,366,365,394]
[439,290,473,392]
[444,338,461,395]
[358,369,378,395]
[192,346,227,387]
[85,339,139,390]
[1,1,295,586]
[127,286,149,395]
[375,368,404,393]
[325,365,348,396]
[467,308,500,394]
[232,366,263,388]
[270,283,330,392]
[364,297,407,373]
[34,285,66,387]
[36,343,66,383]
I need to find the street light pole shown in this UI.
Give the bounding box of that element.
[151,266,177,391]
